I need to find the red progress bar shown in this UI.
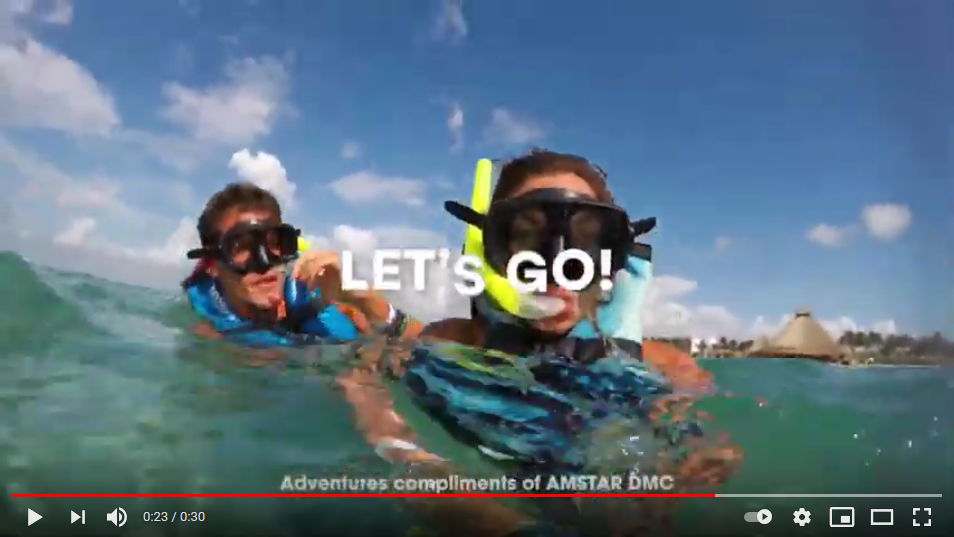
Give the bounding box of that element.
[13,494,714,498]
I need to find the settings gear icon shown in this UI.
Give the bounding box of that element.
[793,508,811,526]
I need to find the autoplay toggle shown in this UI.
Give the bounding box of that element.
[744,509,772,524]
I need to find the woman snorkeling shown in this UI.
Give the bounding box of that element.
[339,149,740,537]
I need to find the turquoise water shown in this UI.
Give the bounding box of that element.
[0,251,951,536]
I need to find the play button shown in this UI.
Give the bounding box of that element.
[27,509,42,526]
[757,509,772,524]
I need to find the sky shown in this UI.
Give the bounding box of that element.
[0,0,951,339]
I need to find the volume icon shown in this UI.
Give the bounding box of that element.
[106,508,127,527]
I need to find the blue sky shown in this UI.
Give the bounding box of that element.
[0,0,951,337]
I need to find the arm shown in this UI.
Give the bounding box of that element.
[337,318,528,537]
[421,317,484,345]
[336,317,483,447]
[189,321,285,361]
[339,290,423,339]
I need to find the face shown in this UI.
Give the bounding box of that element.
[208,208,285,309]
[504,173,599,335]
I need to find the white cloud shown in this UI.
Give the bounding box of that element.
[54,216,96,246]
[447,102,464,152]
[329,171,428,207]
[714,236,732,252]
[807,223,854,247]
[59,214,196,266]
[643,274,899,341]
[642,275,742,339]
[861,203,911,241]
[749,312,897,341]
[55,178,119,209]
[40,0,73,25]
[228,148,297,208]
[870,319,898,335]
[340,140,361,160]
[140,217,199,265]
[116,56,291,173]
[432,0,467,43]
[807,203,912,248]
[484,108,545,146]
[0,136,165,226]
[0,38,120,135]
[160,56,289,146]
[3,0,72,34]
[0,136,128,212]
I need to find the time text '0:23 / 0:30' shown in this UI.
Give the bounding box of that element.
[142,511,206,522]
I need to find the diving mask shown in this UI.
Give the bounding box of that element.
[186,220,300,275]
[452,158,656,321]
[447,188,644,284]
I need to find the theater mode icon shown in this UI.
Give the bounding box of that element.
[870,509,893,526]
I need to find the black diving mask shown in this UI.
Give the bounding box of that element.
[446,188,656,282]
[186,220,301,275]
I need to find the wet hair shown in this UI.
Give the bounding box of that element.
[491,149,615,204]
[196,182,282,247]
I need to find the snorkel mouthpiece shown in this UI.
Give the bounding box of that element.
[516,294,568,320]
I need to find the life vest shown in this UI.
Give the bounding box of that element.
[401,244,706,470]
[182,266,358,347]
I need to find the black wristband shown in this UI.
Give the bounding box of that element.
[384,308,408,338]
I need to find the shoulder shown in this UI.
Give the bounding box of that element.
[422,317,484,346]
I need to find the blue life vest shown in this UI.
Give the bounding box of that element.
[403,245,704,471]
[184,273,359,347]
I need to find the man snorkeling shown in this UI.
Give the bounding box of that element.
[181,182,420,345]
[339,150,740,537]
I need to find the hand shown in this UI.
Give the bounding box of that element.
[291,250,343,302]
[674,444,742,489]
[375,438,445,465]
[642,340,712,391]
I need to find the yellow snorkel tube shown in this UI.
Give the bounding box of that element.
[297,236,311,252]
[463,159,524,317]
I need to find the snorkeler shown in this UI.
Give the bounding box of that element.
[427,151,707,386]
[181,182,420,346]
[339,150,738,537]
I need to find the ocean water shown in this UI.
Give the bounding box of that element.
[0,251,951,536]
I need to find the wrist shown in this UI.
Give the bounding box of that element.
[345,292,389,320]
